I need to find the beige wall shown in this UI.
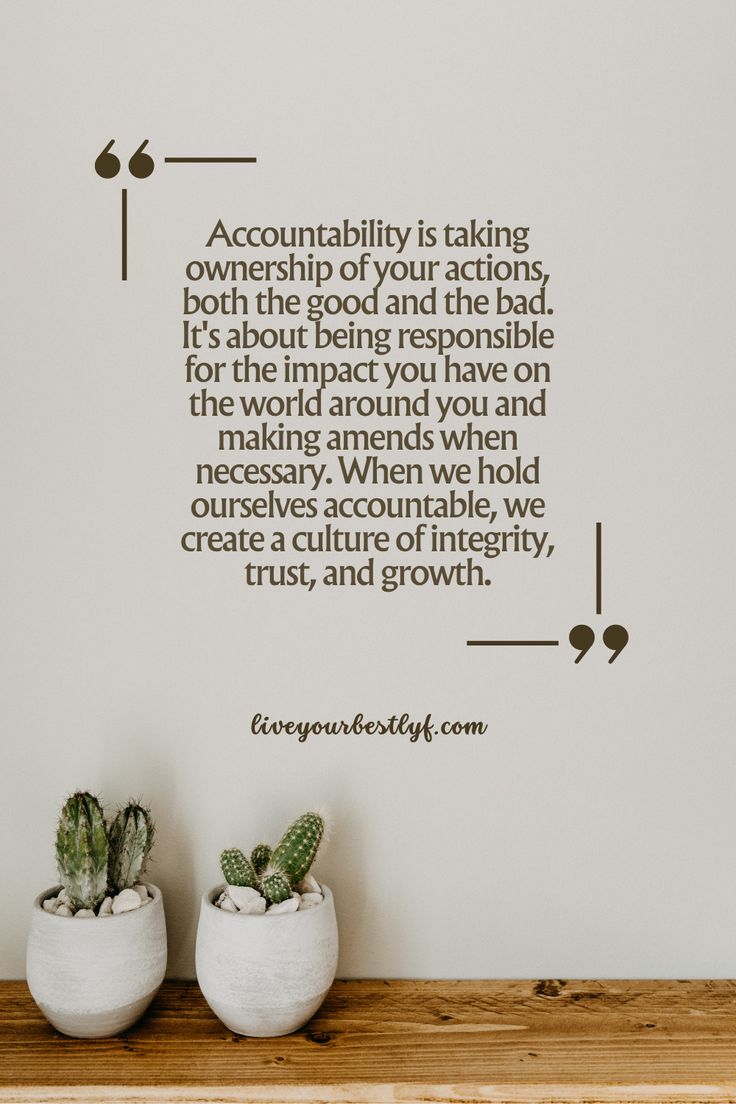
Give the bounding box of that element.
[1,0,735,977]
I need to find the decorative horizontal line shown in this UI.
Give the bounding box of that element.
[467,640,560,647]
[163,156,257,163]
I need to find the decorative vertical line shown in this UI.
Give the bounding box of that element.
[121,188,128,281]
[596,522,602,615]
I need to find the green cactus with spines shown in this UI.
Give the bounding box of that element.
[108,802,155,892]
[261,870,292,904]
[250,843,272,876]
[55,792,109,911]
[220,848,258,888]
[219,812,325,907]
[270,812,324,885]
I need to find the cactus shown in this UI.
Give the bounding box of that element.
[250,843,272,876]
[261,870,292,904]
[55,792,109,911]
[220,848,258,888]
[108,802,155,891]
[218,812,325,910]
[270,812,324,885]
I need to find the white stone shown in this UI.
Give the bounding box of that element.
[112,888,142,915]
[74,908,95,918]
[55,904,73,917]
[299,893,323,910]
[219,897,238,913]
[57,889,71,906]
[216,891,227,905]
[296,874,321,895]
[133,884,150,902]
[227,885,262,911]
[267,895,300,914]
[42,896,58,913]
[98,896,113,916]
[236,895,267,915]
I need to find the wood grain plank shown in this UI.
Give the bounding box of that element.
[1,980,735,1103]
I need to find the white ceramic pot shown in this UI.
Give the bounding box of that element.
[196,883,338,1036]
[26,883,167,1038]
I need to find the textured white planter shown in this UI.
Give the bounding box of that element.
[26,883,167,1038]
[196,883,338,1036]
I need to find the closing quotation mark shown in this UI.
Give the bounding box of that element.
[467,524,630,663]
[568,624,629,664]
[602,623,629,662]
[568,623,595,664]
[94,139,155,179]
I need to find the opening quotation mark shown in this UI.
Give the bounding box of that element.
[569,624,629,664]
[95,140,156,281]
[94,140,120,179]
[94,137,256,281]
[95,139,155,179]
[128,140,154,178]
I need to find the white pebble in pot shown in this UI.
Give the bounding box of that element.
[267,895,300,914]
[296,874,321,895]
[112,888,142,914]
[227,886,262,911]
[299,893,323,910]
[237,895,267,915]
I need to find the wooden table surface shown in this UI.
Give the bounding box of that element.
[1,979,736,1103]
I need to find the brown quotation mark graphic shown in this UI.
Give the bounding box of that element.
[95,139,155,179]
[568,623,595,663]
[95,139,256,280]
[569,622,629,664]
[468,522,630,663]
[94,140,121,179]
[129,140,155,179]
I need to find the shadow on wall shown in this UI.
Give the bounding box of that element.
[319,796,412,978]
[100,738,196,978]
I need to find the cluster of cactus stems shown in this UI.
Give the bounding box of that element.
[55,792,155,911]
[221,812,324,905]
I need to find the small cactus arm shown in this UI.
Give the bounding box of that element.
[55,792,109,911]
[108,802,155,892]
[270,812,324,884]
[220,848,258,888]
[250,843,272,876]
[261,870,292,904]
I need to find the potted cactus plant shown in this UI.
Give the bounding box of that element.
[26,792,167,1038]
[196,811,338,1036]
